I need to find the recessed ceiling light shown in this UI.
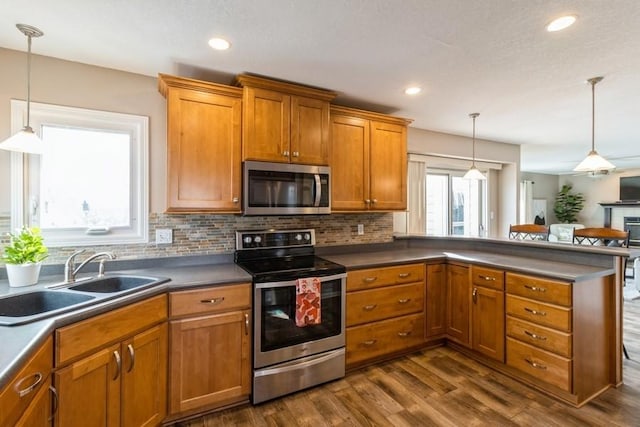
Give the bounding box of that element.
[404,87,422,95]
[208,37,231,50]
[546,15,577,32]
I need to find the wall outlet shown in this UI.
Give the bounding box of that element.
[156,228,173,244]
[357,224,364,235]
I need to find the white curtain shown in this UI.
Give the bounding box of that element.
[407,160,426,234]
[520,180,534,224]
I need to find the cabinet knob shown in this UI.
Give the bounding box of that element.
[365,199,371,204]
[372,199,378,204]
[232,197,239,203]
[283,151,290,157]
[292,151,299,157]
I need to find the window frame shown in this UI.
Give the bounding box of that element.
[10,100,149,247]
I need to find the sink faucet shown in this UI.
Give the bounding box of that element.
[64,250,116,283]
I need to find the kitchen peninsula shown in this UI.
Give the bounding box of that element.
[0,236,636,425]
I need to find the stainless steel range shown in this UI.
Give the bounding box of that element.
[234,229,347,404]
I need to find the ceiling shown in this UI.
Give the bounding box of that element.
[1,0,640,174]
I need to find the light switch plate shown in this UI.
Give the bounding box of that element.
[156,228,173,244]
[357,224,364,235]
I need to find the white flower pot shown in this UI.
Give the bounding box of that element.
[5,263,42,287]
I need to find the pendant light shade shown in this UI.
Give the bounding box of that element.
[463,112,486,180]
[573,77,615,172]
[0,24,44,154]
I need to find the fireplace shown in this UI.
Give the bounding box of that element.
[624,216,640,247]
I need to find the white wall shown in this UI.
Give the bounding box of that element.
[559,169,640,229]
[521,172,560,224]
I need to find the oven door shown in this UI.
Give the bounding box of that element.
[254,273,346,368]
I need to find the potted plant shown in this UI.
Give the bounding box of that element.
[2,226,49,287]
[553,184,585,224]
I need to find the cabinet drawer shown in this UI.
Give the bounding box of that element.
[471,266,504,290]
[506,273,571,306]
[506,295,571,332]
[507,337,571,392]
[346,313,425,365]
[347,282,424,326]
[347,263,425,292]
[507,316,572,358]
[0,336,53,427]
[56,295,167,366]
[170,283,251,317]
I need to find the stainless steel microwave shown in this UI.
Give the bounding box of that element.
[243,161,330,215]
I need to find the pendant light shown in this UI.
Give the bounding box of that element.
[573,77,615,172]
[463,112,486,180]
[0,24,44,154]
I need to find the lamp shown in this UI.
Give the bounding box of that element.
[573,76,615,172]
[0,24,44,154]
[463,112,486,180]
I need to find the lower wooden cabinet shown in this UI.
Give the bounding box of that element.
[54,295,168,427]
[470,266,505,362]
[0,336,53,427]
[168,283,251,417]
[426,263,447,338]
[446,263,470,346]
[346,263,426,367]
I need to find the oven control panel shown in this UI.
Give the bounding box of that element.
[236,229,316,250]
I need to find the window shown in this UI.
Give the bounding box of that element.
[10,100,148,246]
[426,170,486,236]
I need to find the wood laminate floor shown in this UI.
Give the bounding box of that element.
[179,294,640,426]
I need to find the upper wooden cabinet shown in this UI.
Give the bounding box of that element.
[330,106,411,211]
[159,74,243,213]
[236,74,336,165]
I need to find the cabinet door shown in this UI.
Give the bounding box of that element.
[291,96,330,165]
[330,114,370,211]
[446,264,471,346]
[121,324,168,427]
[167,87,242,212]
[426,264,447,338]
[15,377,52,427]
[169,310,251,414]
[243,87,290,162]
[472,286,505,361]
[369,120,407,210]
[55,344,121,427]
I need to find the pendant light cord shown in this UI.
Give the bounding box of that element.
[469,112,480,166]
[26,33,32,130]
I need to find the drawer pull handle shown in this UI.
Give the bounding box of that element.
[524,330,547,341]
[525,358,547,370]
[363,277,378,283]
[363,304,377,311]
[472,287,478,304]
[15,372,43,397]
[49,385,58,421]
[127,344,135,373]
[479,275,496,281]
[398,273,411,278]
[524,307,547,316]
[201,297,225,305]
[397,331,412,337]
[524,285,547,292]
[397,298,411,304]
[244,313,249,335]
[362,340,377,346]
[113,350,121,380]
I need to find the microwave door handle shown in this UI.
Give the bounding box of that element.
[314,174,322,207]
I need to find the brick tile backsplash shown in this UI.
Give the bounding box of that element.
[0,213,393,264]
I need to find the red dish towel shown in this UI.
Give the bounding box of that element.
[295,277,321,327]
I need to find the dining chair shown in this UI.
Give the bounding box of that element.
[509,224,551,241]
[572,227,631,359]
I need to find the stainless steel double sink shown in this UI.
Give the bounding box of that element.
[0,275,168,326]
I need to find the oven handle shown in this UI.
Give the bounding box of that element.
[254,348,345,377]
[255,273,347,289]
[313,174,322,207]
